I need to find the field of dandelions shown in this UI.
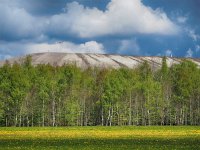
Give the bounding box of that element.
[0,126,199,149]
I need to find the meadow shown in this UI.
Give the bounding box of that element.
[0,126,199,150]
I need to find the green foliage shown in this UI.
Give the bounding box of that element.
[0,56,199,126]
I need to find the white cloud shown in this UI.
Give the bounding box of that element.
[25,41,105,54]
[0,3,44,40]
[165,49,173,57]
[186,29,200,41]
[0,41,105,60]
[49,0,178,38]
[195,45,200,52]
[0,54,12,60]
[177,16,187,24]
[0,0,179,40]
[118,39,140,54]
[185,48,193,57]
[0,0,180,59]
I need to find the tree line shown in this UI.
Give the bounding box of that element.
[0,56,199,127]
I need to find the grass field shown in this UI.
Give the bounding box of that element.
[0,126,199,150]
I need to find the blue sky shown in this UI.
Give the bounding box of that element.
[0,0,200,59]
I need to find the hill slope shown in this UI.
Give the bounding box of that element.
[1,52,200,69]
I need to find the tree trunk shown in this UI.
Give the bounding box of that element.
[109,106,113,126]
[128,92,132,126]
[147,110,151,126]
[107,106,111,126]
[52,99,56,127]
[19,114,22,127]
[42,99,45,127]
[5,117,8,127]
[101,105,104,126]
[189,98,193,125]
[31,112,34,127]
[15,114,18,127]
[27,116,29,127]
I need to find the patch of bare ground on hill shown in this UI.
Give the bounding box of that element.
[0,52,200,69]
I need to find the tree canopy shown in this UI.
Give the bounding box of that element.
[0,57,199,126]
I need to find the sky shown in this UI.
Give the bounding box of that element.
[0,0,200,59]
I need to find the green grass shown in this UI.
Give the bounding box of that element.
[0,126,199,150]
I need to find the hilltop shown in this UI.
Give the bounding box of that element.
[1,52,200,69]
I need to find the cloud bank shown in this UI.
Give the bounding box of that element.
[26,41,105,54]
[0,0,178,41]
[0,0,180,59]
[0,41,105,59]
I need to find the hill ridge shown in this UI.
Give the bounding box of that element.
[1,52,200,69]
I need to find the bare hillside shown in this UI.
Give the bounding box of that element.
[1,53,200,69]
